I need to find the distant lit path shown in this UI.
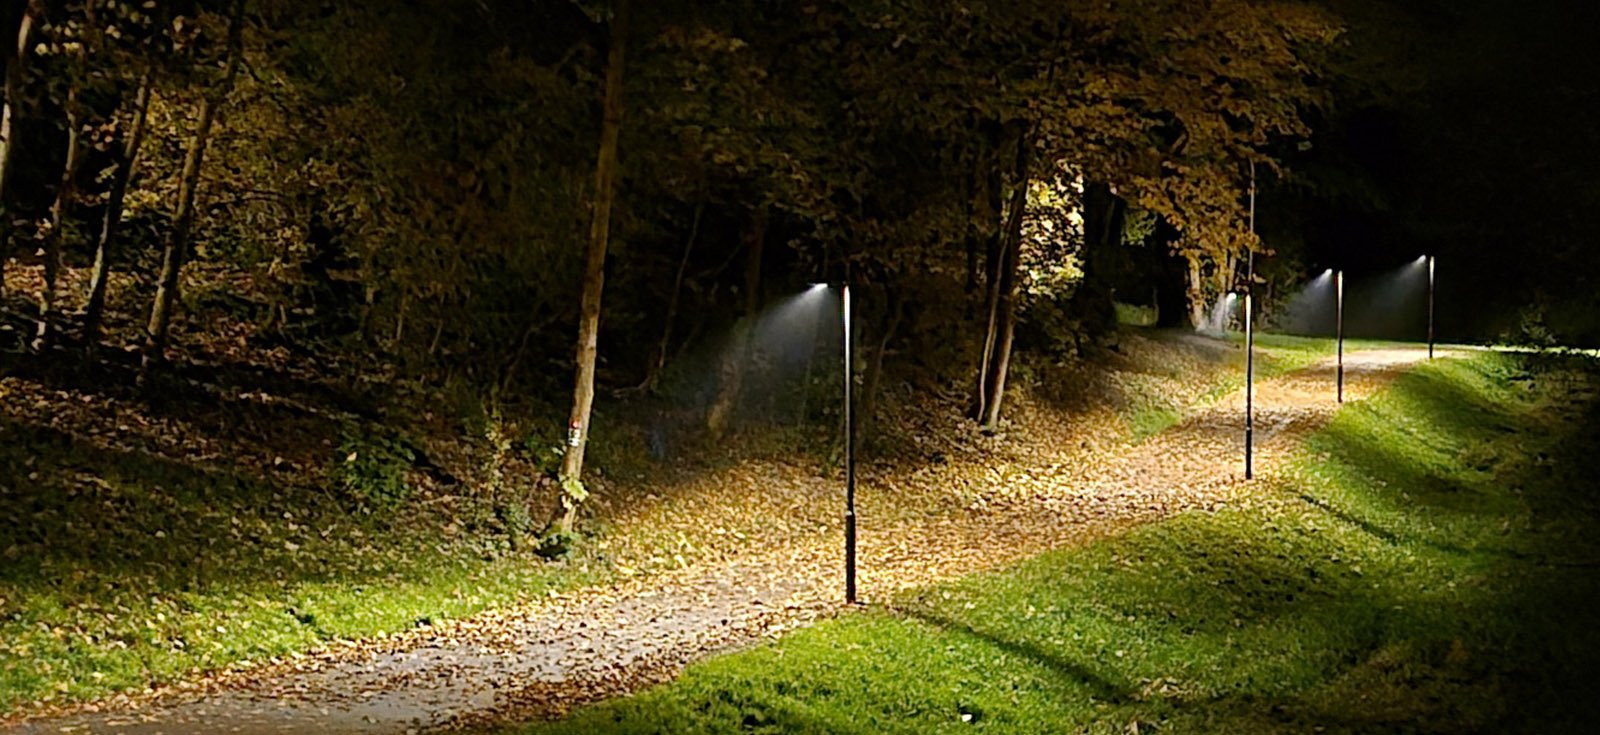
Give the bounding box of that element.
[3,346,1442,734]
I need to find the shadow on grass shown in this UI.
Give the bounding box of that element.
[0,415,405,599]
[902,606,1130,703]
[521,353,1600,734]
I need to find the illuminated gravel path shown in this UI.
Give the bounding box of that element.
[3,347,1439,734]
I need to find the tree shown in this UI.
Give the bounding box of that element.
[704,205,766,438]
[144,0,244,371]
[555,0,629,535]
[82,0,166,345]
[974,131,1033,431]
[0,1,41,302]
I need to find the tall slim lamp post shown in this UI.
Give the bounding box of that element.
[1244,163,1256,481]
[1336,269,1345,403]
[1427,255,1435,360]
[841,282,857,605]
[1244,289,1254,479]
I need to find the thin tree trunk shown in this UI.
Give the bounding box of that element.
[1186,257,1207,329]
[1067,181,1127,342]
[970,136,1005,420]
[705,205,767,438]
[84,71,154,344]
[859,285,903,445]
[554,0,628,535]
[35,93,84,350]
[979,132,1032,432]
[963,145,979,296]
[626,200,702,395]
[143,1,244,373]
[0,2,40,302]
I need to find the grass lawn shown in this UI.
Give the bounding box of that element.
[0,418,604,711]
[1121,331,1388,440]
[521,351,1600,734]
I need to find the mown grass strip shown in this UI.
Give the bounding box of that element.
[522,352,1600,734]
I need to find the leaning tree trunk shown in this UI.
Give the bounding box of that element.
[0,3,40,302]
[143,1,243,372]
[705,205,767,438]
[629,200,702,394]
[86,71,154,344]
[554,0,629,535]
[35,92,85,350]
[969,133,1006,421]
[978,132,1032,433]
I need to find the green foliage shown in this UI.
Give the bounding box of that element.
[1114,301,1158,327]
[560,475,589,507]
[524,353,1600,733]
[329,425,416,512]
[519,427,566,477]
[535,528,582,561]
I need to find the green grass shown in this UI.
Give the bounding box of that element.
[1122,332,1397,440]
[1114,302,1158,327]
[0,422,602,711]
[520,351,1600,734]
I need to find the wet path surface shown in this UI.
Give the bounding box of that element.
[5,348,1438,734]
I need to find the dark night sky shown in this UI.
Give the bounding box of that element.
[1282,0,1600,342]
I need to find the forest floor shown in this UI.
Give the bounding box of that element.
[2,344,1435,734]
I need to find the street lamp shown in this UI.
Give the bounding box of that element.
[1335,270,1344,403]
[1244,162,1256,481]
[809,281,857,605]
[1427,255,1435,360]
[1244,289,1254,480]
[840,282,858,605]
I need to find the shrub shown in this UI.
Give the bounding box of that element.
[329,425,416,512]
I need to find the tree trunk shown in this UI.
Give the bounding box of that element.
[1067,181,1126,342]
[35,92,85,350]
[705,205,767,438]
[969,134,1006,420]
[0,2,40,302]
[1150,220,1192,328]
[628,200,701,394]
[963,145,979,296]
[143,1,244,373]
[858,284,903,446]
[84,71,154,344]
[554,0,628,535]
[979,133,1032,432]
[1186,257,1207,329]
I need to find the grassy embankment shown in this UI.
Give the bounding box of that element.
[523,351,1600,734]
[0,331,1348,714]
[1118,332,1392,439]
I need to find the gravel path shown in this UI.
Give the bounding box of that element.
[3,347,1437,734]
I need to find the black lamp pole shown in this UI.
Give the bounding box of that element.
[1427,255,1435,360]
[1244,290,1254,480]
[1336,270,1345,403]
[1244,163,1256,481]
[841,282,857,605]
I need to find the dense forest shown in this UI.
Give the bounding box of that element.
[0,0,1593,539]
